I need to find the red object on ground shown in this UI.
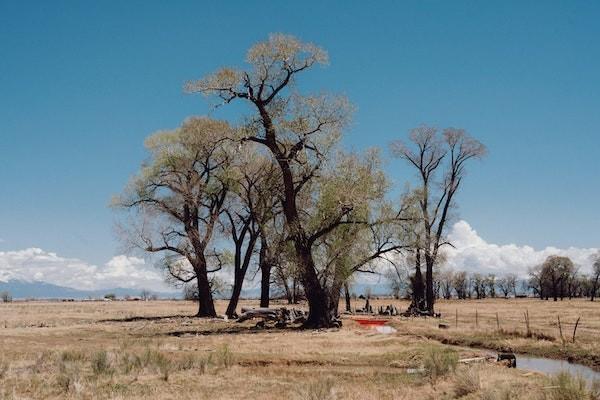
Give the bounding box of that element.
[353,318,388,327]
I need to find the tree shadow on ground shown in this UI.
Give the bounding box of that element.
[165,324,302,337]
[98,314,194,323]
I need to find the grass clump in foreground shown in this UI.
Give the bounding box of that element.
[545,372,589,400]
[422,346,458,382]
[453,367,480,397]
[296,377,336,400]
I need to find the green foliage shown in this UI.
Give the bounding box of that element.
[422,346,458,382]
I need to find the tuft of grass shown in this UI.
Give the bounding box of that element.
[215,344,234,368]
[0,357,9,379]
[119,352,142,374]
[297,377,336,400]
[60,350,85,362]
[153,352,172,381]
[453,367,480,397]
[91,350,114,376]
[56,359,81,394]
[422,346,458,382]
[547,372,587,400]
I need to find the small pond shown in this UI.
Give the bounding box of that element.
[516,354,600,386]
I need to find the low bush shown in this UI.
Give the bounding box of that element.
[422,346,458,382]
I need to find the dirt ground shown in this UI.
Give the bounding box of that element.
[0,298,597,399]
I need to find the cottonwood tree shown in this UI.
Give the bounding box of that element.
[497,273,517,298]
[114,117,235,317]
[452,271,469,299]
[223,150,281,317]
[590,253,600,302]
[438,269,454,299]
[391,127,486,314]
[186,34,399,327]
[533,255,575,301]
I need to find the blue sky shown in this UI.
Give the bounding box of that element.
[1,0,599,270]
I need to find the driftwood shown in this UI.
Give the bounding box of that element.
[237,307,307,327]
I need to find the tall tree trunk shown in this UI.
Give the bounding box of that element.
[409,249,425,311]
[259,238,271,308]
[425,255,434,314]
[591,277,599,301]
[195,264,216,317]
[226,274,243,318]
[344,282,352,312]
[296,244,338,328]
[225,232,258,318]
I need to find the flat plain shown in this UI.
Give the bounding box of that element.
[1,298,598,399]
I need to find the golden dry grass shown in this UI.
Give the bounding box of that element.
[356,297,600,369]
[0,298,596,399]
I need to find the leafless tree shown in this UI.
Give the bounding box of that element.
[391,126,486,314]
[498,273,517,298]
[591,253,600,301]
[452,271,469,299]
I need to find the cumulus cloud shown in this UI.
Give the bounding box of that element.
[0,248,172,292]
[443,221,599,278]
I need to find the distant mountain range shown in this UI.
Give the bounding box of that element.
[0,279,178,300]
[0,279,391,301]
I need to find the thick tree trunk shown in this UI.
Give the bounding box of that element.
[344,282,351,312]
[296,243,339,328]
[409,249,426,311]
[425,257,435,314]
[226,273,244,318]
[259,240,271,308]
[195,269,216,317]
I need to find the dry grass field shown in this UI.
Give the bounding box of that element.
[363,298,600,369]
[0,298,598,399]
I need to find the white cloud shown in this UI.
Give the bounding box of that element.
[0,248,172,292]
[443,221,599,278]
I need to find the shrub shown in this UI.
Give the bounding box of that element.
[56,359,81,393]
[297,377,336,400]
[548,372,587,400]
[60,350,85,362]
[215,344,234,368]
[422,346,458,382]
[453,367,480,397]
[119,353,142,374]
[91,351,113,376]
[153,352,172,381]
[591,379,600,400]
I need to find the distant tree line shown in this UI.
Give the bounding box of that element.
[528,254,600,301]
[387,253,600,302]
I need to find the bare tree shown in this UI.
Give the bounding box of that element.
[590,253,600,301]
[452,271,469,300]
[223,151,281,317]
[438,269,454,299]
[391,126,485,314]
[498,273,517,298]
[114,117,235,317]
[486,274,497,298]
